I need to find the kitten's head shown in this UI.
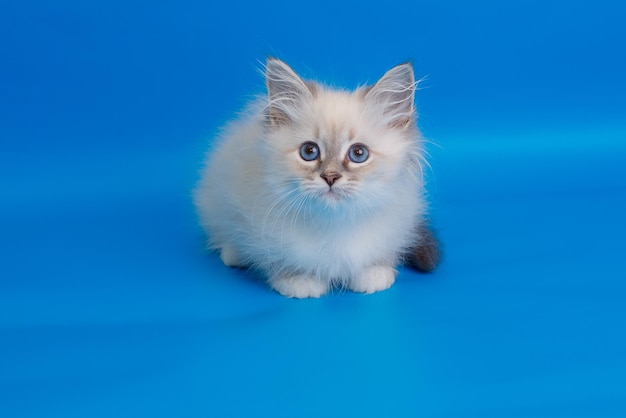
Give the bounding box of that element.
[262,58,422,212]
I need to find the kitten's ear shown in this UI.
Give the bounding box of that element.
[365,62,416,129]
[265,58,313,127]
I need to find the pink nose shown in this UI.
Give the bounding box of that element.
[321,172,342,187]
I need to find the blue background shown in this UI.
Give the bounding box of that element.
[1,1,625,416]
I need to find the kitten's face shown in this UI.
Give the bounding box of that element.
[264,59,420,211]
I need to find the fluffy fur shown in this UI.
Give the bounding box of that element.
[194,58,435,298]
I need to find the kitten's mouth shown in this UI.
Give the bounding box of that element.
[325,188,340,198]
[320,187,347,202]
[307,184,351,206]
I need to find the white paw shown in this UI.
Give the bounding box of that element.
[219,245,245,268]
[348,265,396,294]
[268,274,330,299]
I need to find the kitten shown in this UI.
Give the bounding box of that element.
[194,58,439,298]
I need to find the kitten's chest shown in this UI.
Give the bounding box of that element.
[247,186,422,275]
[278,211,407,267]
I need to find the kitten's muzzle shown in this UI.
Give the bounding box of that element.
[321,172,342,187]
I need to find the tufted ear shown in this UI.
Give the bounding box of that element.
[265,58,313,127]
[365,62,416,128]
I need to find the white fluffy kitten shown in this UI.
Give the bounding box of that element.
[194,58,439,298]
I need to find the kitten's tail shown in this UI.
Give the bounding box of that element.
[406,222,441,273]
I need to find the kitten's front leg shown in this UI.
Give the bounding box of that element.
[268,274,330,298]
[348,265,396,294]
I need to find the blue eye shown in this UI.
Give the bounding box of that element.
[299,142,320,161]
[348,143,369,163]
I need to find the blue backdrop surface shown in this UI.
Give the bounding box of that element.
[1,1,625,417]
